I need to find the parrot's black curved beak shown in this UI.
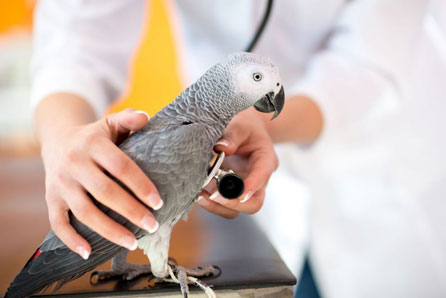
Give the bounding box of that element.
[253,86,285,120]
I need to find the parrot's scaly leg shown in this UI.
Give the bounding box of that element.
[175,265,190,297]
[90,250,152,283]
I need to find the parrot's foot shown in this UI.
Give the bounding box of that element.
[91,263,153,283]
[90,250,152,284]
[154,264,218,298]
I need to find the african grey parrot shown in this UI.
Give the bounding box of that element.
[5,52,284,298]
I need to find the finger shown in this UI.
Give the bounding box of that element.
[104,108,150,141]
[196,191,239,219]
[207,186,266,214]
[244,187,266,214]
[240,147,278,203]
[213,127,247,155]
[72,161,159,234]
[66,189,140,250]
[48,200,91,259]
[90,138,163,210]
[213,109,261,155]
[209,146,276,206]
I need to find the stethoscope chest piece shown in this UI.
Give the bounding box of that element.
[202,152,245,200]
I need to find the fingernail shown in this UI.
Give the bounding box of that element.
[209,191,220,201]
[216,139,229,147]
[209,191,226,204]
[148,193,163,210]
[135,110,150,120]
[76,246,89,260]
[197,197,209,206]
[141,214,159,233]
[241,191,254,203]
[196,195,204,202]
[149,221,159,234]
[121,235,138,251]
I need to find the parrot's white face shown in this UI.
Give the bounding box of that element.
[228,56,284,120]
[234,63,282,106]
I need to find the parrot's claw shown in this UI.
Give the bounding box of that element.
[90,270,122,284]
[153,264,218,298]
[122,267,153,280]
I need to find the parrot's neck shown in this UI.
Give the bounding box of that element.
[150,93,229,144]
[182,72,245,127]
[181,95,230,140]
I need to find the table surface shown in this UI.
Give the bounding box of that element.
[0,157,296,297]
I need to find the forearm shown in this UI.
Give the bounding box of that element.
[34,93,97,147]
[259,95,323,144]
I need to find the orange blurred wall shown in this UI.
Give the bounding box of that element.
[109,0,183,116]
[0,0,34,34]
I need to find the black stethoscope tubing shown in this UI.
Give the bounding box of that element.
[245,0,274,52]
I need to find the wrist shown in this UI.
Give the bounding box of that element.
[34,93,96,146]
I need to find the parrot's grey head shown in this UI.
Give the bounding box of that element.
[225,52,284,119]
[218,52,285,120]
[191,52,284,123]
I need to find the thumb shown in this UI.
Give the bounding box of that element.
[213,126,247,155]
[103,108,150,142]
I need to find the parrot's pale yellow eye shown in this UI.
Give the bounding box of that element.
[253,72,263,82]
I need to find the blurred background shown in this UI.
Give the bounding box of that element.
[0,0,36,156]
[0,1,43,294]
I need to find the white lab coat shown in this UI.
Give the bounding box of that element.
[32,1,446,297]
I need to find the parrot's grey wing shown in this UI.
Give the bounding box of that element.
[123,122,214,226]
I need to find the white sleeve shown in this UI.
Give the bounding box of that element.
[31,0,146,118]
[289,0,430,135]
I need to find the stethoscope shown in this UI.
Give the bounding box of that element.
[202,0,274,200]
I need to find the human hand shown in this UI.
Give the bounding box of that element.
[196,108,279,218]
[40,108,162,259]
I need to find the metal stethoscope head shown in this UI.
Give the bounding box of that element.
[202,152,245,200]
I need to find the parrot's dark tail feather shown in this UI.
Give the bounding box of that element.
[54,272,87,291]
[5,263,86,298]
[5,265,90,298]
[5,244,121,298]
[5,278,48,298]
